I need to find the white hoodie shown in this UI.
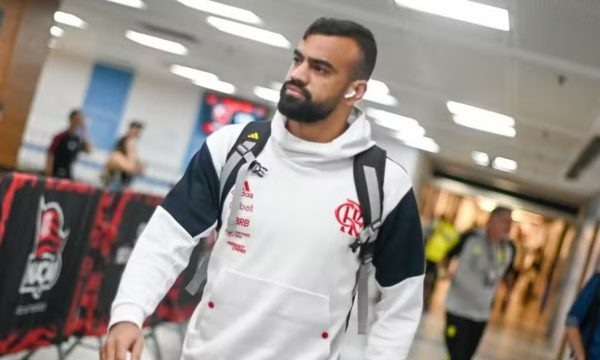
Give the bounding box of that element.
[110,109,425,359]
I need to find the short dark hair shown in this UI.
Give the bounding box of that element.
[129,121,144,129]
[490,206,512,219]
[69,109,82,120]
[303,17,377,80]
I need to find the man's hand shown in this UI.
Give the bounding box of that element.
[100,322,144,360]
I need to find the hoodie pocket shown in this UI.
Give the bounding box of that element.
[197,268,331,360]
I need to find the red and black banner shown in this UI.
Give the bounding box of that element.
[0,173,206,355]
[66,191,162,336]
[0,173,100,354]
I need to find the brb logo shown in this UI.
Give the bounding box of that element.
[335,199,363,237]
[19,197,70,300]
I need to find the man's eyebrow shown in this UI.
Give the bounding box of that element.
[293,48,336,72]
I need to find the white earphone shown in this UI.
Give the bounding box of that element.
[345,90,356,99]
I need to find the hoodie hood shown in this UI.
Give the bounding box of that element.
[270,107,375,163]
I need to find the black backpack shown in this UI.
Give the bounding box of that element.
[189,120,387,334]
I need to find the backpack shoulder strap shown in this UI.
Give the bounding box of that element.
[219,121,271,205]
[350,145,386,257]
[349,145,386,335]
[187,121,270,295]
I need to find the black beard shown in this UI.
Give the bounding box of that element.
[277,81,338,123]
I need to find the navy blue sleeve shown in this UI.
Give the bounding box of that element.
[162,143,220,237]
[372,189,425,287]
[567,274,600,327]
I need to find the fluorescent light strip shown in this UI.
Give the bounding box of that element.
[170,64,218,82]
[125,30,188,55]
[447,101,514,127]
[366,108,420,129]
[453,115,516,137]
[207,16,290,49]
[363,79,398,106]
[54,11,87,29]
[178,0,262,24]
[50,26,64,37]
[395,0,510,31]
[254,86,280,103]
[363,92,398,106]
[393,126,426,138]
[492,156,517,172]
[472,151,490,166]
[367,79,390,95]
[193,79,235,94]
[400,136,440,153]
[105,0,146,9]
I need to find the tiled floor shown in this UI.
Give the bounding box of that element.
[1,312,557,360]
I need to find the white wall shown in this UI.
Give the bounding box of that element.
[19,50,203,195]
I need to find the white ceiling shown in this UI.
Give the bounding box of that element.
[52,0,600,205]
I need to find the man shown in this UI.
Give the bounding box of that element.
[423,215,459,311]
[102,121,144,191]
[101,18,424,360]
[442,207,516,360]
[45,109,92,179]
[566,272,600,360]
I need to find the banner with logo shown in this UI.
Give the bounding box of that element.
[0,173,100,354]
[66,191,162,336]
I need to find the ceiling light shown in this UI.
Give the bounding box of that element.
[492,156,518,172]
[394,0,510,31]
[193,79,235,94]
[54,11,87,29]
[453,115,516,137]
[367,79,390,95]
[207,16,291,48]
[363,92,398,106]
[105,0,146,9]
[447,101,514,127]
[366,108,420,130]
[400,136,440,153]
[478,198,497,212]
[178,0,262,24]
[50,26,64,37]
[472,151,490,166]
[125,30,188,55]
[363,79,398,106]
[393,127,426,139]
[254,86,279,103]
[170,64,218,82]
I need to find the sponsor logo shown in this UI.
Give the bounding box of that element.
[235,217,250,227]
[242,180,253,199]
[335,199,363,237]
[19,197,70,300]
[227,241,247,254]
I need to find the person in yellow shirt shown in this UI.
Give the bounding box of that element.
[423,215,459,311]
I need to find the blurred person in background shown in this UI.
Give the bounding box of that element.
[566,271,600,360]
[102,121,144,191]
[423,215,459,311]
[441,206,517,360]
[45,109,92,179]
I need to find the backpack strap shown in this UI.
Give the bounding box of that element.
[349,145,386,334]
[186,121,270,296]
[218,121,271,229]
